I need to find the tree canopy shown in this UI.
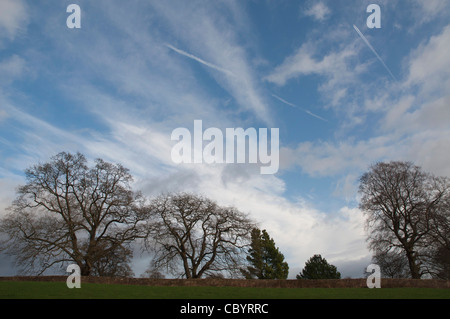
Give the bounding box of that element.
[145,193,256,278]
[0,152,150,276]
[359,161,450,279]
[297,254,341,280]
[242,228,289,279]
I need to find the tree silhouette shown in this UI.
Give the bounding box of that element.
[359,161,450,279]
[297,254,341,279]
[0,152,150,276]
[146,193,255,278]
[242,228,289,279]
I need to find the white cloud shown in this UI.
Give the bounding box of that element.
[264,38,368,111]
[278,23,450,180]
[0,0,28,40]
[303,2,331,21]
[282,123,450,181]
[404,25,450,95]
[280,136,393,177]
[412,0,450,25]
[186,167,369,278]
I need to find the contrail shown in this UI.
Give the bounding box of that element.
[271,94,329,122]
[166,44,235,77]
[353,25,396,81]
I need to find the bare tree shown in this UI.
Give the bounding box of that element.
[423,183,450,279]
[145,193,255,278]
[359,161,450,279]
[371,249,410,278]
[0,152,150,276]
[90,243,135,277]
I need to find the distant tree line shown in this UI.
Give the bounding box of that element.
[0,153,448,279]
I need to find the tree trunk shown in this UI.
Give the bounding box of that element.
[406,251,421,279]
[80,262,91,276]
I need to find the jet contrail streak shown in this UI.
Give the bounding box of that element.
[271,94,329,122]
[166,44,235,77]
[353,25,397,81]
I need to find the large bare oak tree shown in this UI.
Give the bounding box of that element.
[0,152,150,276]
[146,193,256,278]
[359,161,450,279]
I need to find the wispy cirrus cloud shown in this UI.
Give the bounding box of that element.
[279,22,450,179]
[264,36,361,87]
[150,1,272,125]
[264,37,367,113]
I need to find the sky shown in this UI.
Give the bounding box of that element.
[0,0,449,278]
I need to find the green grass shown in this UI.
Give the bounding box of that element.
[0,281,449,299]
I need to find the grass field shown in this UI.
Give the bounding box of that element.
[0,281,449,299]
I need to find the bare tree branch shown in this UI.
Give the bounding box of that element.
[359,161,450,279]
[0,152,151,276]
[145,193,255,278]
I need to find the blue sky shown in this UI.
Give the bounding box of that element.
[1,0,449,278]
